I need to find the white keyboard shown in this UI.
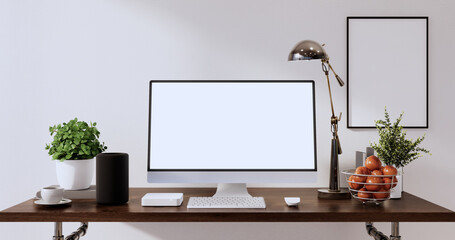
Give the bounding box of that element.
[187,197,266,209]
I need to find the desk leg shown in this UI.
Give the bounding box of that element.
[390,222,401,240]
[366,222,389,239]
[52,222,89,240]
[53,222,64,240]
[366,222,401,240]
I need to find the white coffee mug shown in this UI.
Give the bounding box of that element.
[41,187,64,204]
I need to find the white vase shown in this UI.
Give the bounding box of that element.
[56,158,94,190]
[390,167,403,199]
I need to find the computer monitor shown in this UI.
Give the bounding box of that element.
[147,80,317,196]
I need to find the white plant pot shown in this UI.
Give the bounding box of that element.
[56,158,94,190]
[390,168,403,199]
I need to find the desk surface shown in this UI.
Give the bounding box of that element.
[1,188,454,222]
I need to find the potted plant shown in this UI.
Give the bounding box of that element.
[370,107,430,198]
[45,118,107,190]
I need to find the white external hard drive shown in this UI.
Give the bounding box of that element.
[141,193,184,206]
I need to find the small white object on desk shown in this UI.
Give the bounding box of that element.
[284,197,300,207]
[40,186,64,204]
[141,193,184,206]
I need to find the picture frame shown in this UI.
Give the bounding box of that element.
[347,17,429,128]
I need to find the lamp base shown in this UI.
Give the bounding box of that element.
[318,188,351,200]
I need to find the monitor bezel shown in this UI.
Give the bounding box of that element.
[147,80,317,172]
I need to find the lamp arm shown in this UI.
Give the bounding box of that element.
[327,61,345,87]
[322,61,342,155]
[321,62,336,118]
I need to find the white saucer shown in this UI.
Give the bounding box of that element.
[34,198,72,206]
[284,197,300,207]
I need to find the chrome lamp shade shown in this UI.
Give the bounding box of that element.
[288,40,327,61]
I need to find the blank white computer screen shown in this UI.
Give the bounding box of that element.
[148,81,316,170]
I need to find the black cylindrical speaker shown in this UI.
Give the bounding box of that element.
[96,153,129,205]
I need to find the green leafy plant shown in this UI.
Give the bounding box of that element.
[45,118,107,161]
[370,107,430,168]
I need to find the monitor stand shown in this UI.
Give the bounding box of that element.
[212,183,252,198]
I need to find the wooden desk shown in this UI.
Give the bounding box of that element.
[1,188,455,239]
[1,188,454,222]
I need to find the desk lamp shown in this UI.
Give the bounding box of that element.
[288,40,350,199]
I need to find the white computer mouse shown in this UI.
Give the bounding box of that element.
[284,197,300,207]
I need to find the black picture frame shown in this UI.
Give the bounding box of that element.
[347,16,429,129]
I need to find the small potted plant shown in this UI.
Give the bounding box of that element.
[370,107,430,198]
[45,118,107,190]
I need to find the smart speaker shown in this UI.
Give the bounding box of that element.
[96,153,129,205]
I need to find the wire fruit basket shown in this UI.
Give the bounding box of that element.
[342,169,399,205]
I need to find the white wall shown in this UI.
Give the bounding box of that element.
[1,0,454,239]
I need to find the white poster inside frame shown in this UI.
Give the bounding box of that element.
[347,17,428,128]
